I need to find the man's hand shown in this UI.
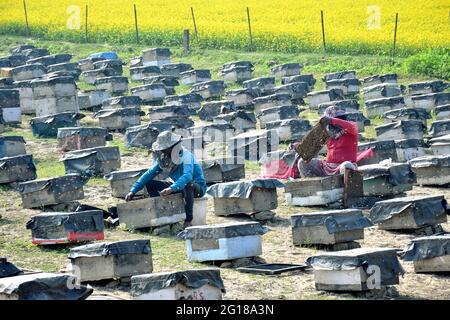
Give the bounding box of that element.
[160,187,173,196]
[125,192,135,202]
[319,116,332,127]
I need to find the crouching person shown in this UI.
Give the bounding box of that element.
[298,106,358,177]
[125,131,207,228]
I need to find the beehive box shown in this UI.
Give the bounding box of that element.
[148,105,190,121]
[408,80,449,96]
[257,105,300,129]
[326,78,360,96]
[359,162,415,197]
[27,54,72,67]
[164,92,203,110]
[271,63,301,79]
[33,95,79,117]
[383,107,430,125]
[243,77,275,95]
[430,120,450,138]
[129,65,159,82]
[12,80,34,114]
[78,56,107,72]
[131,269,225,300]
[362,74,398,87]
[339,112,370,132]
[130,84,166,103]
[273,82,309,101]
[370,195,448,230]
[189,123,235,143]
[375,120,425,141]
[47,62,81,80]
[221,64,253,83]
[429,134,450,155]
[201,157,245,184]
[0,136,26,158]
[227,129,278,161]
[183,222,267,262]
[362,83,403,101]
[284,175,344,206]
[365,96,406,118]
[394,139,426,162]
[323,71,356,82]
[19,174,86,208]
[411,92,450,111]
[142,48,171,67]
[357,140,397,166]
[206,179,284,216]
[198,100,236,121]
[306,248,404,291]
[214,110,256,133]
[307,89,344,108]
[117,193,186,229]
[0,154,36,184]
[318,99,360,115]
[60,146,121,176]
[291,209,373,245]
[253,93,292,114]
[161,63,192,77]
[224,88,257,109]
[30,112,84,138]
[94,76,128,94]
[94,107,144,131]
[0,273,93,300]
[77,90,111,110]
[102,95,142,110]
[92,59,123,76]
[68,240,153,282]
[402,234,450,273]
[266,118,312,142]
[10,64,46,81]
[57,127,111,151]
[103,168,150,198]
[191,80,226,100]
[0,88,21,123]
[180,69,211,85]
[410,155,450,186]
[435,104,450,120]
[31,76,77,100]
[26,210,104,245]
[282,74,316,89]
[124,123,168,149]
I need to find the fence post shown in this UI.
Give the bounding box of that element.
[321,10,326,52]
[85,4,88,42]
[23,0,30,36]
[392,13,398,63]
[183,29,190,53]
[191,7,199,42]
[134,4,140,44]
[246,7,253,50]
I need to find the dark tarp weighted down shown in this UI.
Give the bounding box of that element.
[206,178,285,199]
[401,234,450,261]
[131,269,226,296]
[180,222,269,240]
[68,239,151,259]
[30,112,85,138]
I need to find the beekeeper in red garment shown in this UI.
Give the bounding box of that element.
[298,105,358,177]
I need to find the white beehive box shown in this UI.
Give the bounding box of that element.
[284,175,344,206]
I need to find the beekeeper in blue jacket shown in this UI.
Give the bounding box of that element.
[125,131,207,228]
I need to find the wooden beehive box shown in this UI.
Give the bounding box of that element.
[365,96,406,118]
[257,105,300,129]
[19,174,85,209]
[410,155,450,186]
[103,168,151,198]
[68,240,153,282]
[291,209,372,246]
[370,195,448,230]
[117,193,185,229]
[95,107,144,131]
[253,93,292,114]
[57,127,110,151]
[402,235,450,273]
[60,146,121,176]
[201,157,245,184]
[183,222,266,262]
[94,76,128,94]
[375,120,425,141]
[307,248,404,292]
[0,154,36,184]
[142,48,171,67]
[26,210,104,245]
[284,175,345,206]
[131,269,225,300]
[0,136,26,158]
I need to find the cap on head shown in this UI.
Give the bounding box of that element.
[151,131,182,151]
[324,105,346,118]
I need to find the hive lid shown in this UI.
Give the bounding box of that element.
[0,273,93,300]
[257,105,299,118]
[365,96,405,107]
[102,95,142,107]
[69,239,151,259]
[358,162,416,185]
[383,107,430,120]
[131,269,225,295]
[60,146,120,162]
[181,221,268,240]
[19,174,86,194]
[201,157,244,173]
[57,127,109,139]
[93,107,144,118]
[410,154,450,168]
[375,120,425,136]
[0,154,35,169]
[401,234,450,261]
[430,120,450,137]
[369,195,447,226]
[291,209,373,233]
[103,168,148,181]
[306,248,404,283]
[394,138,426,149]
[0,136,26,144]
[30,112,85,125]
[206,178,285,199]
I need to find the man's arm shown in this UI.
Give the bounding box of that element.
[130,162,162,194]
[331,117,358,136]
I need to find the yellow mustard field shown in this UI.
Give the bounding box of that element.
[0,0,449,55]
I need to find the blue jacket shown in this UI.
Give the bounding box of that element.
[130,149,207,194]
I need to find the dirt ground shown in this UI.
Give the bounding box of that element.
[1,123,449,301]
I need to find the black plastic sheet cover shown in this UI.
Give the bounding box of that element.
[149,105,190,117]
[430,120,450,137]
[383,107,430,121]
[131,269,225,295]
[68,239,151,259]
[102,95,142,108]
[365,96,404,107]
[60,146,120,162]
[93,107,144,119]
[359,162,416,186]
[401,234,450,261]
[375,120,425,136]
[369,195,448,226]
[306,248,405,283]
[0,154,36,171]
[124,124,162,149]
[291,209,373,233]
[206,178,285,199]
[408,80,449,93]
[394,139,427,149]
[216,110,257,124]
[0,273,93,300]
[410,155,450,169]
[0,135,26,144]
[30,112,85,138]
[257,105,299,118]
[0,258,22,278]
[57,127,109,139]
[19,174,86,194]
[202,157,245,174]
[104,168,147,181]
[181,222,268,240]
